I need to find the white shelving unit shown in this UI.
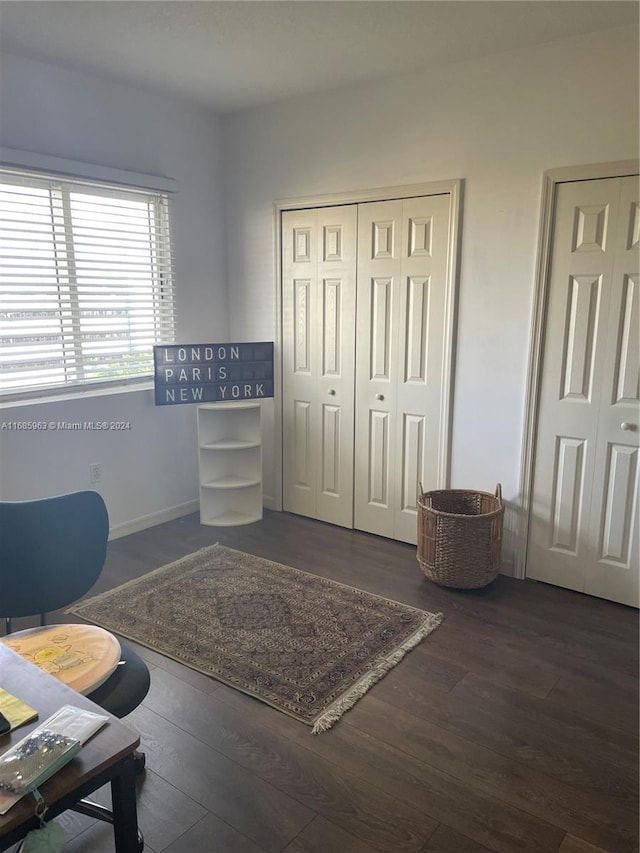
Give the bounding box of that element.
[197,402,262,527]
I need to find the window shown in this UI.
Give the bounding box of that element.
[0,166,175,398]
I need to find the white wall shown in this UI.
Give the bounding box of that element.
[221,26,639,568]
[0,52,227,533]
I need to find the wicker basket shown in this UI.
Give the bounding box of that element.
[417,484,504,588]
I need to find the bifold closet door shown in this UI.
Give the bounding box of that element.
[354,194,451,543]
[282,206,357,527]
[282,194,452,544]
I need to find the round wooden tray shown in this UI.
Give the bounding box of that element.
[0,624,121,695]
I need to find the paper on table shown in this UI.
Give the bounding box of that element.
[0,688,38,732]
[40,705,109,745]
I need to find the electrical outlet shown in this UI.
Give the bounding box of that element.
[89,463,102,484]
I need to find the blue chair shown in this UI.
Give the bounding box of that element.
[0,490,149,849]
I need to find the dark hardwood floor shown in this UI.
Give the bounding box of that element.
[21,511,640,852]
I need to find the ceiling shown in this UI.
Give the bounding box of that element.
[0,1,637,114]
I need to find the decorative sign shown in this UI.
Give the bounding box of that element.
[153,342,274,406]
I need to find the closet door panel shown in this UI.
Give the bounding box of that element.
[355,195,451,543]
[282,206,357,527]
[355,200,402,539]
[394,194,451,542]
[283,210,319,519]
[316,207,357,527]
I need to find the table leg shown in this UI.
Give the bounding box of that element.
[111,754,142,853]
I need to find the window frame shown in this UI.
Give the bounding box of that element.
[0,149,176,406]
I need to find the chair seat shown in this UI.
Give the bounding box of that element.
[88,643,150,719]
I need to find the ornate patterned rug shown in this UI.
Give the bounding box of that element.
[69,544,443,733]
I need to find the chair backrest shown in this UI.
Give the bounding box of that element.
[0,490,109,624]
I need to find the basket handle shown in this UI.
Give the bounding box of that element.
[417,482,432,508]
[495,483,503,503]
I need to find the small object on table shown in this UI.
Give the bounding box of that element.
[0,704,109,815]
[0,688,38,733]
[0,712,10,736]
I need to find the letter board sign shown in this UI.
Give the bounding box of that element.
[153,342,274,405]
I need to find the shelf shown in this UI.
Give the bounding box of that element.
[197,402,260,412]
[201,475,261,490]
[200,439,261,451]
[200,509,263,527]
[197,402,262,527]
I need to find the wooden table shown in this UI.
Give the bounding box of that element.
[0,643,141,852]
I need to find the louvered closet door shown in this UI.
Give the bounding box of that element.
[282,206,357,527]
[354,194,451,543]
[528,176,639,606]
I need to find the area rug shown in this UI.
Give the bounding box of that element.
[69,544,443,733]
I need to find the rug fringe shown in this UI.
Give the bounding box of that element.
[311,611,444,734]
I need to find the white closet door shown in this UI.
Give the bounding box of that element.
[584,176,639,604]
[282,206,357,527]
[354,194,451,543]
[528,176,639,606]
[353,199,401,539]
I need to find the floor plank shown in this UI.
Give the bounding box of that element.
[282,816,383,853]
[546,668,639,736]
[412,619,562,698]
[557,834,613,853]
[162,812,272,853]
[421,824,494,853]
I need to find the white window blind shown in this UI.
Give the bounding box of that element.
[0,166,175,397]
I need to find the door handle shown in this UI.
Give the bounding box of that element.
[620,422,637,431]
[375,393,385,401]
[328,389,336,396]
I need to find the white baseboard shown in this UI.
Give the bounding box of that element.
[108,499,200,540]
[109,495,278,540]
